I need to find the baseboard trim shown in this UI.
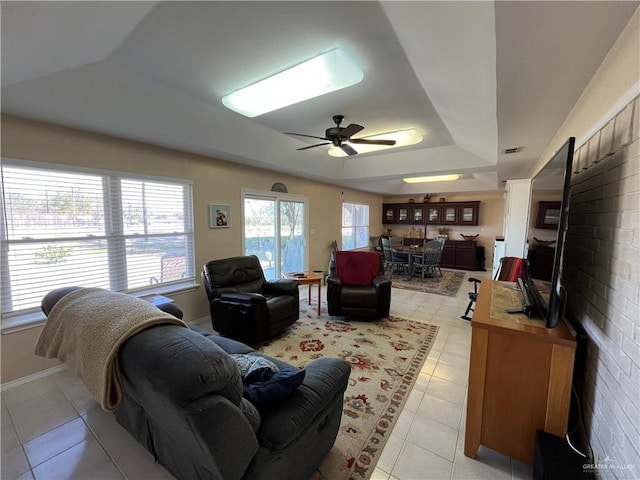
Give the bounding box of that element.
[189,316,211,327]
[1,365,67,391]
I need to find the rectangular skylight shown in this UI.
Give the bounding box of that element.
[222,48,363,118]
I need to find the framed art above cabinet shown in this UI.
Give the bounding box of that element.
[535,201,561,229]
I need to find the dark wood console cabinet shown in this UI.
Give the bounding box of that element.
[440,240,478,270]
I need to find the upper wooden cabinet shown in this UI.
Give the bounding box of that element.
[410,205,425,224]
[535,201,561,229]
[384,201,480,226]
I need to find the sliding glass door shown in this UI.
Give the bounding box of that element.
[243,191,308,280]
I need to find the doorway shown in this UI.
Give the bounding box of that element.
[242,191,308,280]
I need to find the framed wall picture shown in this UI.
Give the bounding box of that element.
[210,204,231,228]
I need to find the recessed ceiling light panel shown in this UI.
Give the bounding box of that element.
[222,48,363,118]
[403,174,460,183]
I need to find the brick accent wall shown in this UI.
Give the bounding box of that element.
[564,97,639,477]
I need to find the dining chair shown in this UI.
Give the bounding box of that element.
[381,237,409,277]
[411,240,444,280]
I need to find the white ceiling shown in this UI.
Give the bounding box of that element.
[2,1,637,196]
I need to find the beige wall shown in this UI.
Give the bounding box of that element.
[382,192,506,268]
[0,115,383,383]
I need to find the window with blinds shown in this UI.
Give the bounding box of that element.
[1,161,195,324]
[341,202,369,250]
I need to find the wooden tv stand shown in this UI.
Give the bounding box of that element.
[464,280,576,465]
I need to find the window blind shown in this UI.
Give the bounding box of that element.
[1,161,195,321]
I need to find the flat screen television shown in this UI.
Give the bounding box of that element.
[521,137,576,328]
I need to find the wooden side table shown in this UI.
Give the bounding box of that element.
[282,271,322,315]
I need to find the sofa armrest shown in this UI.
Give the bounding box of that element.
[186,394,260,479]
[256,357,351,450]
[263,279,299,297]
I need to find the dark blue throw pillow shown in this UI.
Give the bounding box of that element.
[243,367,306,405]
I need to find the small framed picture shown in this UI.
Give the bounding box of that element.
[210,204,231,228]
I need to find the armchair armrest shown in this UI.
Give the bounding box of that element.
[217,292,266,306]
[263,279,299,297]
[211,293,268,346]
[372,275,391,289]
[326,274,342,288]
[256,357,351,449]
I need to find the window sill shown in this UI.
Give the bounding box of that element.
[1,281,199,335]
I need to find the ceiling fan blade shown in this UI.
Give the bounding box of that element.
[285,132,330,141]
[297,142,331,151]
[350,138,396,146]
[340,123,364,138]
[340,144,358,156]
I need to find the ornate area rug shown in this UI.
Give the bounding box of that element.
[259,304,438,480]
[390,269,466,296]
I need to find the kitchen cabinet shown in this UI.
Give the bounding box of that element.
[384,201,480,226]
[382,204,410,224]
[410,205,425,224]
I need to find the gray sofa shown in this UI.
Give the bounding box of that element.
[41,288,351,480]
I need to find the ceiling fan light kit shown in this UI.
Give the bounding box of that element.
[285,114,399,156]
[328,128,422,157]
[221,49,363,117]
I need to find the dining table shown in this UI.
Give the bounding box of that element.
[391,244,423,279]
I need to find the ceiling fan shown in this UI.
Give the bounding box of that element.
[285,115,396,156]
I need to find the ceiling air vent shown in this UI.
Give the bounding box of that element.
[503,147,521,154]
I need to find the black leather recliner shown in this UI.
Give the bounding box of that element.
[202,255,299,345]
[327,251,391,318]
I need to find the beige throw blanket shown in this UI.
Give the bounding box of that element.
[35,288,188,411]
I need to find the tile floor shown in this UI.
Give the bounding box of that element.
[1,269,534,480]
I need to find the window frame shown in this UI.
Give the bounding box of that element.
[1,158,197,333]
[341,202,370,251]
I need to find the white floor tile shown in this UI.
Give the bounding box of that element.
[406,415,458,462]
[23,417,91,468]
[425,376,467,406]
[432,362,469,386]
[417,394,464,430]
[376,434,404,474]
[1,445,30,479]
[392,441,454,480]
[31,437,113,480]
